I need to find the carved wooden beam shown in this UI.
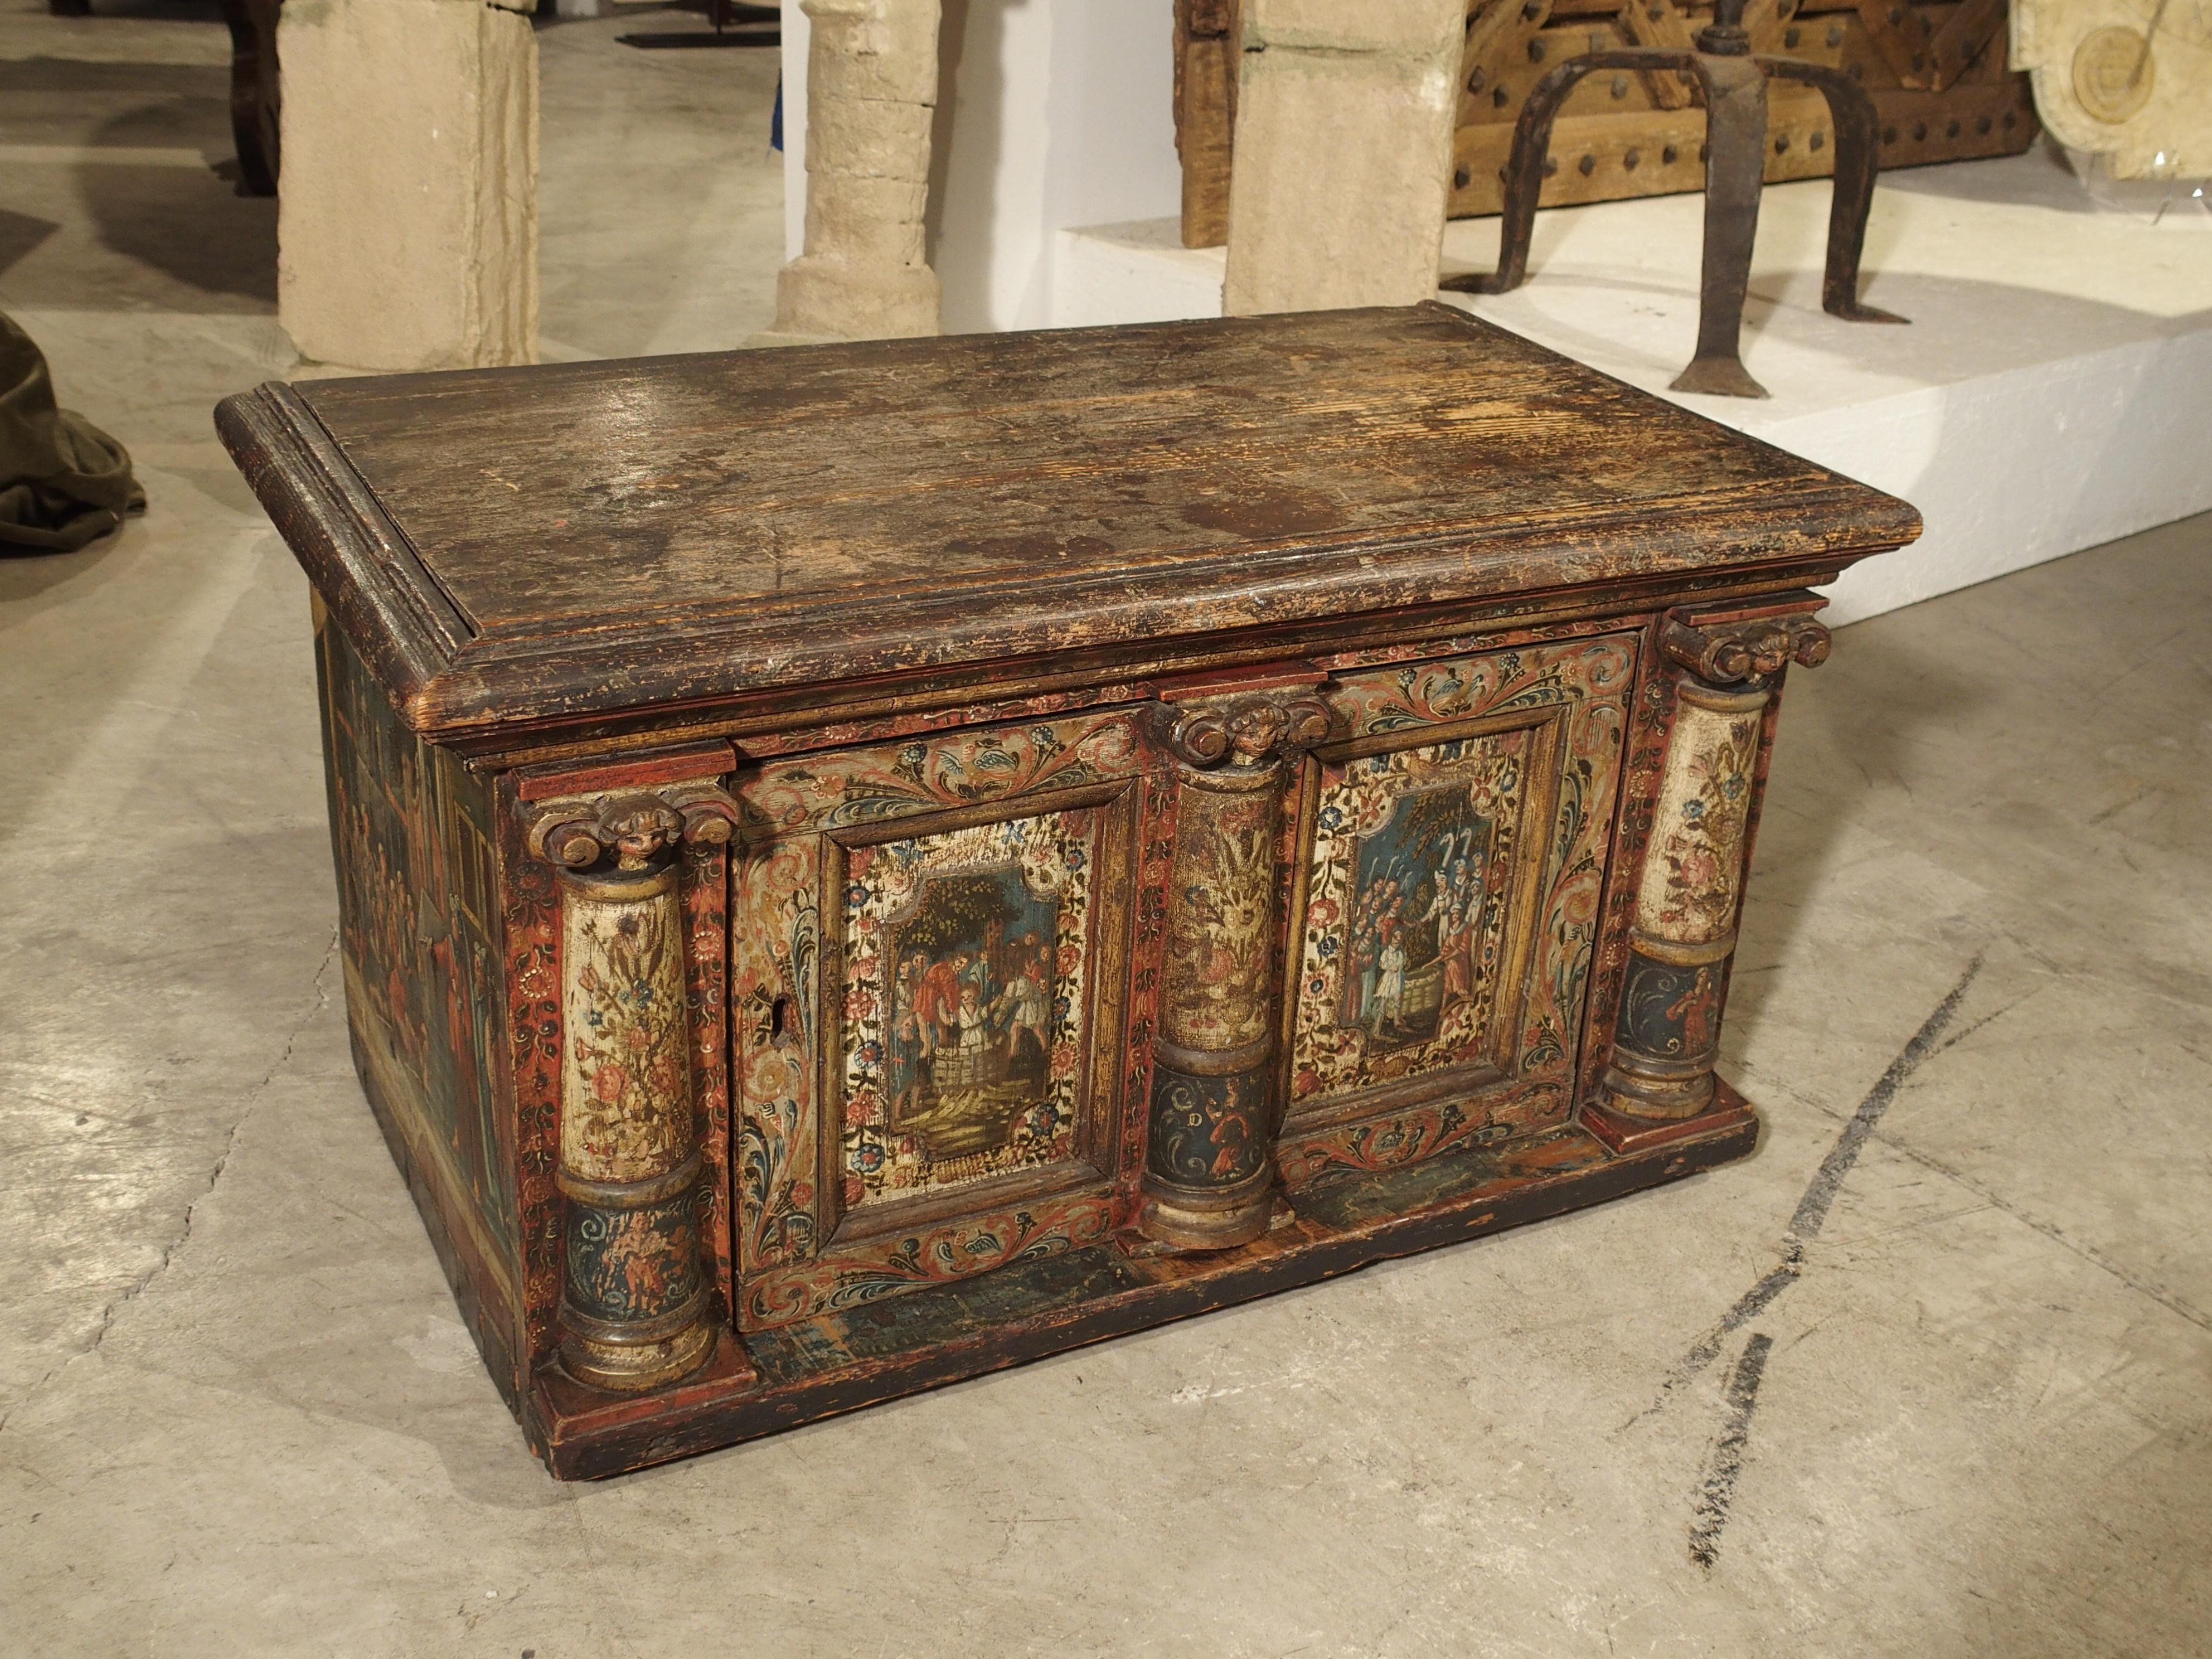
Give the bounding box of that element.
[1141,690,1332,1249]
[525,785,740,1393]
[1854,0,1934,86]
[1617,0,1700,110]
[1920,0,2005,91]
[1175,0,1243,248]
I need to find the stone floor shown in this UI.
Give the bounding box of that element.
[3,8,2209,1657]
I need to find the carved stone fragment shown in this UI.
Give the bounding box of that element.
[2014,0,2210,180]
[1222,0,1469,313]
[277,0,539,372]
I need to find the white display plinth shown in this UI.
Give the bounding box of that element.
[1051,149,2212,624]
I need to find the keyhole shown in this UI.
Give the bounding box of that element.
[770,995,794,1041]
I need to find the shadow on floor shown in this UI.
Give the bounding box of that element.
[0,57,273,307]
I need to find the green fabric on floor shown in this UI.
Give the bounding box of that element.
[1,311,144,554]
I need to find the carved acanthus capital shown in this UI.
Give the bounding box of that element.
[528,784,741,872]
[1156,691,1334,771]
[1661,615,1831,687]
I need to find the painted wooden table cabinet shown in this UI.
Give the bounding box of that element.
[217,304,1917,1478]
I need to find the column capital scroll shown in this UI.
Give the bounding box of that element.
[1660,614,1830,686]
[1153,691,1334,772]
[526,784,741,872]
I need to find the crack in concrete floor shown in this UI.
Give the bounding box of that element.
[0,928,337,1437]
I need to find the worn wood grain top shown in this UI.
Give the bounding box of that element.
[217,304,1919,737]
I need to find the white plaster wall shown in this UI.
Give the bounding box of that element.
[780,0,810,262]
[778,0,1182,331]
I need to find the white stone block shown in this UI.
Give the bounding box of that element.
[278,0,539,373]
[1221,0,1464,315]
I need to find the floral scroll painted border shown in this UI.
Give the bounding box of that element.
[731,834,823,1278]
[742,1192,1118,1329]
[738,713,1143,838]
[1120,775,1178,1205]
[1576,634,1675,1108]
[498,782,565,1365]
[731,709,1157,1331]
[682,838,734,1306]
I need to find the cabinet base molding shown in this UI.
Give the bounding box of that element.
[526,1100,1757,1479]
[1580,1084,1759,1155]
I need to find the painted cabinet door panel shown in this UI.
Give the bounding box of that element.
[728,711,1159,1330]
[1278,634,1639,1187]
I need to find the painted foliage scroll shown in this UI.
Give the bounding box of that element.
[730,712,1145,1328]
[1278,633,1636,1186]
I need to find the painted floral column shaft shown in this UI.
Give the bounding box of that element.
[1598,615,1829,1123]
[1141,692,1331,1249]
[528,787,738,1392]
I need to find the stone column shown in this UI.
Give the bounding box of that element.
[1141,691,1331,1250]
[1593,614,1830,1134]
[765,0,943,343]
[277,0,537,372]
[1221,0,1465,315]
[527,788,738,1393]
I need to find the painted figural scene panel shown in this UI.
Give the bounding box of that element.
[837,808,1101,1211]
[1292,724,1537,1100]
[1280,634,1638,1186]
[319,619,512,1257]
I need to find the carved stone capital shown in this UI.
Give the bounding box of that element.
[1155,691,1333,772]
[1660,615,1830,687]
[527,784,741,872]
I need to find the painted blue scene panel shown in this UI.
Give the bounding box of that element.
[1338,787,1492,1050]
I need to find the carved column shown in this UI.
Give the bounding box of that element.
[1594,613,1829,1133]
[766,0,943,343]
[527,787,738,1392]
[1142,691,1332,1250]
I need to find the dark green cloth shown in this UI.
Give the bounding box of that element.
[1,309,144,554]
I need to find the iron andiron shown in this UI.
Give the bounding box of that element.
[1443,0,1909,397]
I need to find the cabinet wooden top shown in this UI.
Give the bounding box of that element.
[217,304,1917,741]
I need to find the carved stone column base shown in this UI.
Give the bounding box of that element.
[1138,1163,1276,1251]
[772,255,940,343]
